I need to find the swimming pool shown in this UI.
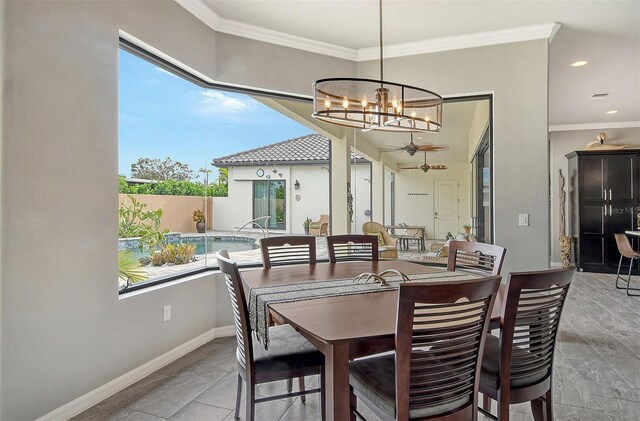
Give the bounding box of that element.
[119,235,259,260]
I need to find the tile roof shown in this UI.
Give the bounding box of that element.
[211,133,363,166]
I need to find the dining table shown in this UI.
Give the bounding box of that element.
[240,260,505,421]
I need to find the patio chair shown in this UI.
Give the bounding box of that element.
[447,241,507,276]
[479,267,574,421]
[327,234,378,263]
[309,214,329,236]
[349,276,501,420]
[362,221,398,259]
[259,235,316,269]
[216,250,325,421]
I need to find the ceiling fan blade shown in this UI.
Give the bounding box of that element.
[416,144,448,151]
[400,166,419,170]
[430,165,448,170]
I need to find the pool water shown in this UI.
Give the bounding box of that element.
[121,236,258,260]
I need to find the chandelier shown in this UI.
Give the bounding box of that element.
[312,0,443,133]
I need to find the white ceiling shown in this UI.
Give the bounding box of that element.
[182,0,640,128]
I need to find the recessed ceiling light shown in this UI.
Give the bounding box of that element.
[607,110,618,114]
[571,61,588,67]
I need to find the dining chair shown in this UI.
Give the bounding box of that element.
[326,234,379,263]
[216,250,325,421]
[349,276,501,421]
[479,267,575,421]
[447,241,507,276]
[259,235,316,269]
[614,233,640,296]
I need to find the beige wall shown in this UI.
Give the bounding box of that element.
[0,1,354,419]
[549,127,640,262]
[118,194,211,234]
[1,0,549,419]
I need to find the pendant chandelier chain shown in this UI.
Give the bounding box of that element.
[379,0,384,83]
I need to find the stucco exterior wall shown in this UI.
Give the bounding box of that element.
[118,194,212,234]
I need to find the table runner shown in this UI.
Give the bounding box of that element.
[248,270,480,349]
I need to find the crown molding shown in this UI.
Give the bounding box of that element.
[549,121,640,132]
[358,23,561,61]
[175,0,560,62]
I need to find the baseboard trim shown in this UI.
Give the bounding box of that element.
[36,325,234,421]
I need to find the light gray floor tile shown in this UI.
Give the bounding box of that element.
[221,397,292,421]
[168,401,231,421]
[128,372,219,418]
[194,371,242,410]
[606,356,640,390]
[567,358,640,401]
[594,395,640,421]
[552,364,602,410]
[552,402,608,421]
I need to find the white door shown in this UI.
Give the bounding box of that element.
[434,180,459,239]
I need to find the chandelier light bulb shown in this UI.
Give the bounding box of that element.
[342,96,349,109]
[391,95,398,109]
[410,108,417,118]
[324,95,331,109]
[361,95,368,108]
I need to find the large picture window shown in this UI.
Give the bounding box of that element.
[117,45,328,292]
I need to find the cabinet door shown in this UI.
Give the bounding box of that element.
[579,204,606,268]
[606,155,635,201]
[579,155,605,201]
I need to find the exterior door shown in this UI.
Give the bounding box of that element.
[253,181,286,230]
[434,180,459,239]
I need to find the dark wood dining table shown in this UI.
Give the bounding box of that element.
[241,260,505,421]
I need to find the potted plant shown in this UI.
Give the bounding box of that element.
[303,217,312,235]
[193,209,206,233]
[462,223,472,234]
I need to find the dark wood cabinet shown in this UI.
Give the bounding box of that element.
[566,149,640,274]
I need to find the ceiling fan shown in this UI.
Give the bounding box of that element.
[380,133,448,156]
[401,151,448,173]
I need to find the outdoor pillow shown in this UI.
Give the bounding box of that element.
[309,223,322,229]
[366,232,385,246]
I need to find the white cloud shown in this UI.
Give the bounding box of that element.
[199,91,257,114]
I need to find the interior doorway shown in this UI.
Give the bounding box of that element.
[472,128,493,243]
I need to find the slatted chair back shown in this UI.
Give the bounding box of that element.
[499,268,574,391]
[395,276,501,420]
[326,235,379,263]
[216,250,254,373]
[259,236,316,269]
[447,241,506,276]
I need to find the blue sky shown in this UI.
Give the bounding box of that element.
[118,49,313,178]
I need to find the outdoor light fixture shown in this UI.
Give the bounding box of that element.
[312,0,443,133]
[294,180,300,190]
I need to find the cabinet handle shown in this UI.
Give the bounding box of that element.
[604,189,607,200]
[604,205,607,216]
[609,189,612,200]
[610,205,613,215]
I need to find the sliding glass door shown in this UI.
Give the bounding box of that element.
[472,130,492,243]
[253,181,286,230]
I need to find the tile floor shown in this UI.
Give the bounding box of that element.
[75,270,640,421]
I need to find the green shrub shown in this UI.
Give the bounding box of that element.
[149,243,196,266]
[118,195,168,253]
[118,250,148,285]
[119,175,228,197]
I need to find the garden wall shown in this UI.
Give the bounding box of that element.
[118,194,213,233]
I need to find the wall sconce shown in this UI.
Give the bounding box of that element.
[294,180,300,190]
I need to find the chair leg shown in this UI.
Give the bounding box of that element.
[234,374,242,420]
[482,393,491,413]
[321,368,326,421]
[286,378,293,393]
[299,377,306,404]
[544,389,553,421]
[616,255,627,289]
[626,257,640,296]
[497,396,509,421]
[245,382,255,421]
[530,397,543,421]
